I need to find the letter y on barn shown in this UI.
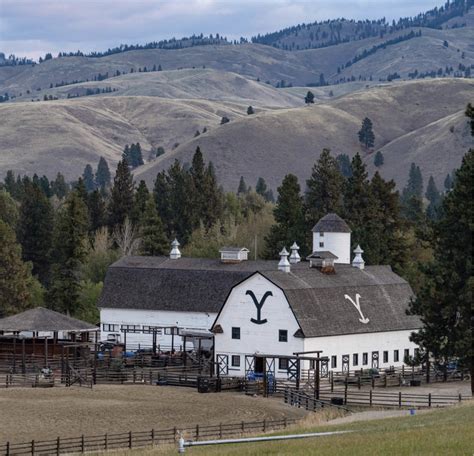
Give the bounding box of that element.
[344,293,370,324]
[246,290,272,324]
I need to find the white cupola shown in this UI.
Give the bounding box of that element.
[278,247,291,273]
[170,239,181,260]
[289,242,301,264]
[311,213,351,264]
[352,245,365,270]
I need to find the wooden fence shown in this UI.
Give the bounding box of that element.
[0,418,298,456]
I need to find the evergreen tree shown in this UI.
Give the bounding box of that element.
[108,159,134,227]
[425,176,441,220]
[51,172,68,199]
[444,173,453,191]
[95,156,111,191]
[237,176,248,195]
[408,149,474,393]
[264,174,307,258]
[304,91,315,104]
[4,171,17,197]
[38,175,51,197]
[48,191,89,315]
[465,103,474,136]
[87,190,107,233]
[247,106,254,115]
[140,195,169,256]
[131,180,149,225]
[305,149,344,230]
[82,164,96,192]
[16,182,54,284]
[220,116,230,125]
[0,190,18,229]
[255,177,270,200]
[335,154,353,178]
[374,151,384,167]
[74,178,89,205]
[401,163,424,223]
[358,117,375,148]
[0,220,35,317]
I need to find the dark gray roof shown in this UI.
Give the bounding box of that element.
[0,307,98,332]
[306,251,338,259]
[312,213,351,233]
[219,247,249,252]
[100,256,419,337]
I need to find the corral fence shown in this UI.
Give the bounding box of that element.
[0,418,298,456]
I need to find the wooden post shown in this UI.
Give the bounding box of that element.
[296,356,300,390]
[13,337,16,374]
[6,442,10,456]
[331,371,334,392]
[219,423,223,439]
[369,389,373,407]
[129,431,132,449]
[31,440,35,456]
[428,393,432,407]
[151,429,155,446]
[81,435,85,453]
[124,331,127,353]
[263,419,266,432]
[195,424,199,441]
[426,359,430,384]
[344,382,348,405]
[241,421,245,432]
[56,437,60,456]
[104,434,108,450]
[315,358,320,400]
[44,337,48,367]
[398,391,402,408]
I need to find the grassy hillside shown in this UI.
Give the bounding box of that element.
[135,78,474,192]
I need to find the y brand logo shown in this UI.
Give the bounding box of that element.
[246,290,272,325]
[344,293,370,324]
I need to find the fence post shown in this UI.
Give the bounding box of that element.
[196,424,199,441]
[284,417,287,428]
[129,431,132,449]
[56,437,60,456]
[358,375,361,390]
[6,442,9,456]
[428,393,432,408]
[369,390,373,407]
[219,423,223,439]
[31,440,35,456]
[151,428,155,445]
[458,393,462,403]
[384,375,387,388]
[81,435,85,453]
[398,391,402,408]
[241,421,245,433]
[104,434,108,451]
[263,419,266,432]
[331,373,334,392]
[344,383,348,405]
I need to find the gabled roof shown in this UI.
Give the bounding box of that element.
[312,213,351,233]
[306,251,338,259]
[219,247,250,253]
[0,307,98,332]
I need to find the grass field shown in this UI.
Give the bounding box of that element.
[0,385,307,443]
[108,401,474,455]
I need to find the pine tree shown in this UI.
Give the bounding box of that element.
[109,159,134,228]
[374,151,384,167]
[220,116,230,125]
[51,172,68,199]
[237,176,248,195]
[74,177,89,205]
[4,171,17,197]
[131,180,149,225]
[358,117,375,149]
[425,176,441,220]
[401,163,424,223]
[82,164,96,192]
[304,91,314,104]
[466,103,474,136]
[48,191,89,315]
[255,177,268,198]
[444,173,453,191]
[335,154,353,178]
[95,156,111,191]
[264,174,307,258]
[0,220,35,317]
[140,195,168,256]
[16,182,54,284]
[408,149,474,393]
[87,190,107,233]
[305,149,344,230]
[247,106,255,115]
[0,190,18,229]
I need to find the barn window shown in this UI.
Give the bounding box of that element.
[278,330,288,342]
[231,355,240,367]
[383,351,389,363]
[231,327,240,339]
[353,354,359,366]
[362,353,368,365]
[120,324,141,332]
[279,358,289,370]
[394,350,399,362]
[414,348,420,358]
[102,324,119,332]
[319,242,324,248]
[320,232,324,237]
[143,326,163,335]
[331,356,337,368]
[404,348,410,360]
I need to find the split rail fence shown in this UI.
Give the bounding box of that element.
[0,418,298,456]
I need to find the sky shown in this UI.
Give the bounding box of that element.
[0,0,441,60]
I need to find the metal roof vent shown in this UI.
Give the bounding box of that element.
[278,247,291,273]
[352,245,365,270]
[289,242,301,264]
[219,247,249,263]
[170,239,181,260]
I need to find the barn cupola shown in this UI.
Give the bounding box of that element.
[278,247,291,273]
[219,247,249,263]
[352,245,365,270]
[169,239,181,260]
[311,213,351,264]
[289,242,301,264]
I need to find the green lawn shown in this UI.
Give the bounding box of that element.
[173,403,474,456]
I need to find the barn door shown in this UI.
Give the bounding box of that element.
[320,359,329,378]
[265,357,275,378]
[216,354,228,376]
[372,351,379,369]
[245,355,255,377]
[342,354,350,374]
[288,358,298,381]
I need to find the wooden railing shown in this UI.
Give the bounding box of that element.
[0,418,298,456]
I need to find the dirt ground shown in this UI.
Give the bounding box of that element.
[0,385,307,443]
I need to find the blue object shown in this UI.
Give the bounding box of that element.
[410,408,416,416]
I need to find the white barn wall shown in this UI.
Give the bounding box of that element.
[100,308,217,349]
[313,232,351,264]
[303,330,419,372]
[214,274,303,378]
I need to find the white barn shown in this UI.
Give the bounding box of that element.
[98,213,420,374]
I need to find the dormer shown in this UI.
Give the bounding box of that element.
[306,251,338,274]
[219,247,250,263]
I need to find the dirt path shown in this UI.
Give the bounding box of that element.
[326,408,434,425]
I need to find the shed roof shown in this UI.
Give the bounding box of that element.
[0,307,98,332]
[312,213,351,233]
[306,251,338,259]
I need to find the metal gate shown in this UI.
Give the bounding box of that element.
[342,354,350,374]
[216,354,228,376]
[245,355,255,377]
[265,357,275,378]
[320,359,329,378]
[372,351,379,369]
